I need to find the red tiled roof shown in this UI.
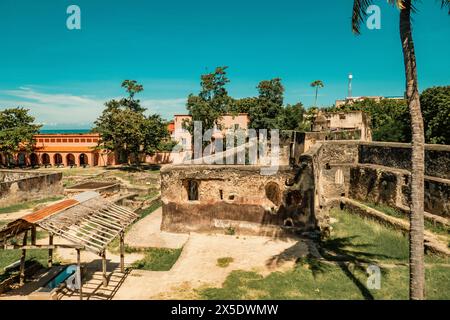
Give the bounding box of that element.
[21,199,79,223]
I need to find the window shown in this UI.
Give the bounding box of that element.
[186,180,199,201]
[80,139,86,143]
[50,139,55,143]
[219,190,223,200]
[68,139,74,143]
[62,139,67,143]
[74,139,79,143]
[86,139,92,143]
[56,139,61,143]
[339,114,346,120]
[45,139,50,143]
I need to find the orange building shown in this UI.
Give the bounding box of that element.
[0,133,116,168]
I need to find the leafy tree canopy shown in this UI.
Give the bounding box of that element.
[0,108,41,155]
[185,66,233,134]
[420,86,450,145]
[94,81,169,164]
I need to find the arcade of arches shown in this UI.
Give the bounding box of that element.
[0,133,115,167]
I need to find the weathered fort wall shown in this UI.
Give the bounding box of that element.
[303,141,450,218]
[160,140,449,237]
[160,165,321,236]
[0,170,63,207]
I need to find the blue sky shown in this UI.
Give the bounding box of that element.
[0,0,448,129]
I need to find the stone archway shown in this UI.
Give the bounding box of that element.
[42,153,51,166]
[30,153,39,167]
[79,153,89,167]
[17,153,27,167]
[66,154,76,167]
[54,153,63,166]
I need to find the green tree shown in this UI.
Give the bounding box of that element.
[310,80,324,108]
[277,102,309,131]
[0,108,41,163]
[184,66,232,135]
[230,97,258,114]
[352,0,449,300]
[249,78,285,130]
[420,86,450,144]
[94,81,168,164]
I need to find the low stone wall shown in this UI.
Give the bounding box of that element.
[160,165,319,235]
[0,170,63,207]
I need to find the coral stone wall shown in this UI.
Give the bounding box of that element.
[309,141,450,218]
[160,165,319,235]
[0,170,63,207]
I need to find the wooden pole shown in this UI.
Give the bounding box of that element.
[48,233,54,268]
[120,231,125,273]
[102,250,108,287]
[19,230,28,286]
[31,226,36,246]
[76,249,82,300]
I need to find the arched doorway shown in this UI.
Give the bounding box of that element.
[30,153,39,167]
[79,153,89,167]
[42,154,51,167]
[54,154,63,167]
[66,154,76,167]
[18,153,27,167]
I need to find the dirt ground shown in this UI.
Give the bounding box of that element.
[113,208,311,300]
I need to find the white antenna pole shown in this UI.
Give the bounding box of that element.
[348,73,353,98]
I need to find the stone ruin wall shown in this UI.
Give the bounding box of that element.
[0,170,64,207]
[160,164,321,236]
[160,139,449,237]
[307,141,450,218]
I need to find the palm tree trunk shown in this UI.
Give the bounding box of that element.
[314,86,318,107]
[400,0,425,300]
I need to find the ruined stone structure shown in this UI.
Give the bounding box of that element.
[160,138,450,237]
[0,170,63,207]
[160,164,320,236]
[299,141,450,220]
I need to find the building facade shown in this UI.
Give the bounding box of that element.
[0,133,115,168]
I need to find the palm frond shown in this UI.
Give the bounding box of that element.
[441,0,450,14]
[352,0,374,34]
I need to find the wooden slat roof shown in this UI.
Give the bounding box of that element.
[0,192,139,255]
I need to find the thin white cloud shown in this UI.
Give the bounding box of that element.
[0,87,187,128]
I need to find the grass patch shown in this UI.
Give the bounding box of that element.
[0,196,64,214]
[326,208,409,263]
[0,249,59,282]
[131,248,182,271]
[198,209,450,300]
[217,257,234,268]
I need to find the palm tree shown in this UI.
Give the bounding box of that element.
[352,0,449,300]
[310,80,324,108]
